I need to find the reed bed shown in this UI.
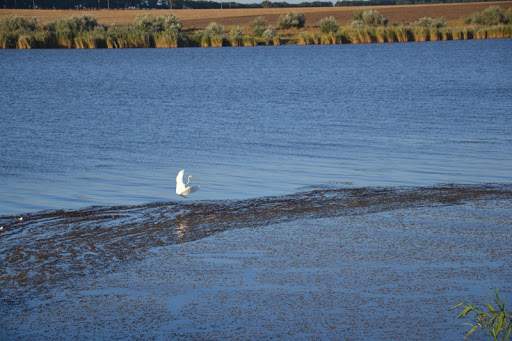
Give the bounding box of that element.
[201,22,224,47]
[228,26,243,47]
[242,35,256,47]
[1,6,512,49]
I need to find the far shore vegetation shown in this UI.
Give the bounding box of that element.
[1,5,511,48]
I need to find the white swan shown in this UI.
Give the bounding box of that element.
[176,169,199,197]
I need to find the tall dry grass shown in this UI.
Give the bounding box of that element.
[346,27,376,44]
[319,16,338,44]
[201,22,224,47]
[299,31,323,45]
[228,26,243,47]
[242,35,256,47]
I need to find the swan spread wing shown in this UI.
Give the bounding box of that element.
[176,169,187,195]
[176,169,199,197]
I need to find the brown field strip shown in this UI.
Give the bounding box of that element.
[1,1,512,28]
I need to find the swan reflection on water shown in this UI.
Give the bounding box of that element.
[175,218,190,243]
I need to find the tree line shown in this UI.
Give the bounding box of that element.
[2,0,509,9]
[0,0,329,9]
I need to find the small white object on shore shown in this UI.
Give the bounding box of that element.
[0,226,4,231]
[176,169,199,197]
[16,216,23,222]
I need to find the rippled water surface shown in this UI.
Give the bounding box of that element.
[1,40,512,215]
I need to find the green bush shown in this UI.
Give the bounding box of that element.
[132,15,183,47]
[0,16,38,32]
[465,6,511,26]
[229,25,243,47]
[251,16,268,37]
[105,26,152,48]
[0,16,40,48]
[154,30,179,48]
[75,28,107,48]
[413,17,447,29]
[262,26,276,45]
[277,12,305,29]
[352,10,388,27]
[297,31,312,45]
[0,31,17,48]
[33,30,54,47]
[47,16,101,48]
[202,22,224,47]
[319,16,339,34]
[50,16,99,34]
[318,16,339,44]
[242,34,256,47]
[134,14,182,33]
[106,25,125,48]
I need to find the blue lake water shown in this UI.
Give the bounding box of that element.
[1,40,512,215]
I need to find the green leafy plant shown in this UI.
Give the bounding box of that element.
[453,290,512,341]
[251,16,268,37]
[228,25,243,47]
[465,6,511,26]
[277,12,305,29]
[134,14,182,33]
[413,17,447,29]
[319,16,339,34]
[318,16,339,44]
[201,22,224,47]
[262,26,276,45]
[0,16,38,32]
[352,10,388,27]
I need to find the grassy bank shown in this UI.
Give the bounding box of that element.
[1,6,511,48]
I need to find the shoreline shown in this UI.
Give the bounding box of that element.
[2,25,512,49]
[2,195,511,339]
[1,183,511,301]
[1,182,511,221]
[2,4,512,48]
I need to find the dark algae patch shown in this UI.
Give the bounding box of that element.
[1,184,512,303]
